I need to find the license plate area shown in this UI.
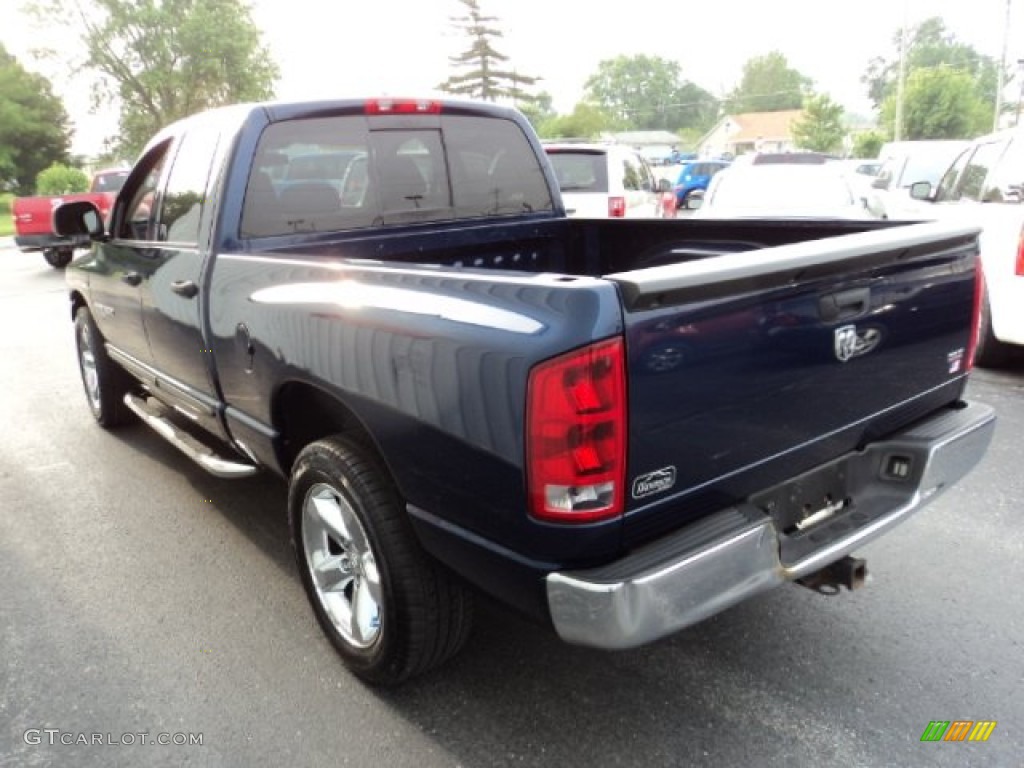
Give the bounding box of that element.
[749,442,923,566]
[750,459,852,537]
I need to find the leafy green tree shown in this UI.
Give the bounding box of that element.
[583,55,717,132]
[727,52,812,113]
[0,43,71,194]
[30,0,278,157]
[791,94,845,153]
[536,102,619,140]
[851,130,886,158]
[863,18,1000,114]
[517,91,556,131]
[437,0,540,103]
[36,162,90,194]
[879,66,990,139]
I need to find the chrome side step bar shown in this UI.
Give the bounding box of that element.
[123,394,259,479]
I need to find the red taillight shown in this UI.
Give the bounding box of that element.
[1016,226,1024,276]
[526,338,627,523]
[966,257,984,371]
[365,98,442,115]
[608,196,626,218]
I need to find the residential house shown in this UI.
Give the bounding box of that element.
[697,110,804,159]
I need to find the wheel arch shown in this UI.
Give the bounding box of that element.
[272,380,392,481]
[70,290,88,322]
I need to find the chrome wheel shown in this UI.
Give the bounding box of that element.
[78,321,102,413]
[301,482,383,649]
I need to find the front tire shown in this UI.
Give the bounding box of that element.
[74,307,132,428]
[290,436,474,685]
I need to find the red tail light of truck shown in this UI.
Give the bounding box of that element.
[608,196,626,218]
[526,338,627,523]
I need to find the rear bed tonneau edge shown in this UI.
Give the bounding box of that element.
[606,220,981,310]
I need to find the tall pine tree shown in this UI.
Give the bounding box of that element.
[437,0,539,103]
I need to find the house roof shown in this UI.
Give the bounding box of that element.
[723,110,805,142]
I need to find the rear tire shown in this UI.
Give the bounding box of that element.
[74,307,132,427]
[290,435,474,685]
[44,248,73,269]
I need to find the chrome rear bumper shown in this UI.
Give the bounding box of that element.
[546,401,996,650]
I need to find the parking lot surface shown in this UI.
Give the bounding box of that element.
[1,244,1022,767]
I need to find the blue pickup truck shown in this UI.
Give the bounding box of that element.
[56,97,995,685]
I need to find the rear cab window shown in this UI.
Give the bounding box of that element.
[240,113,554,238]
[545,151,610,193]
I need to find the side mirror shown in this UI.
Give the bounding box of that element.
[871,177,889,190]
[658,178,672,193]
[54,200,105,240]
[909,181,933,201]
[685,190,705,210]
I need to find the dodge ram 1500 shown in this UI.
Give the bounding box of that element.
[56,97,995,684]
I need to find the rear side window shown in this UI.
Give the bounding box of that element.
[241,113,553,238]
[622,154,643,191]
[545,151,610,194]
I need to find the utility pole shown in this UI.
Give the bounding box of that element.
[894,0,908,141]
[995,0,1012,130]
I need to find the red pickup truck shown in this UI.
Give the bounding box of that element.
[12,168,128,268]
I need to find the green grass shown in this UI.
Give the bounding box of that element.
[0,193,13,237]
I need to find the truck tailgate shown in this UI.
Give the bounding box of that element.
[606,221,981,546]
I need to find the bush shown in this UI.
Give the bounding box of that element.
[0,194,13,237]
[35,163,90,195]
[851,131,887,160]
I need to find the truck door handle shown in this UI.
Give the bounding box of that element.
[170,280,199,299]
[819,288,870,322]
[121,272,141,286]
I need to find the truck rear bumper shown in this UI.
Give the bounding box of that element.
[14,234,87,253]
[546,401,995,650]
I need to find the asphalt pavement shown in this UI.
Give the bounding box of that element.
[1,244,1022,768]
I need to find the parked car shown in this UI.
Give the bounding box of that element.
[671,159,730,209]
[907,127,1024,365]
[545,143,662,218]
[689,164,879,219]
[867,140,971,219]
[12,167,130,268]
